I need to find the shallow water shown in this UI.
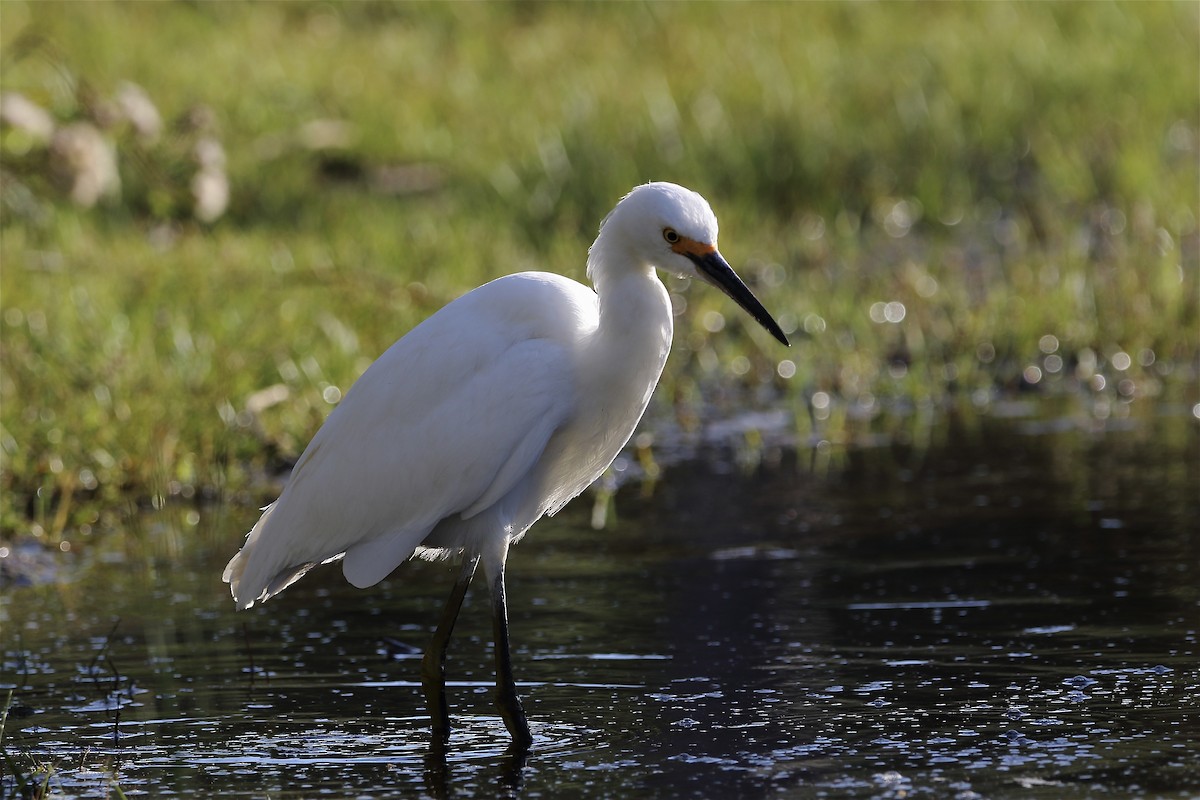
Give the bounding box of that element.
[3,402,1198,798]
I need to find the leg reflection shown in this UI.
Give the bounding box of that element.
[497,742,529,794]
[421,738,530,799]
[422,742,450,799]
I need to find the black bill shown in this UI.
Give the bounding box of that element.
[690,250,789,346]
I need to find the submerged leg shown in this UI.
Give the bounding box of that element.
[421,553,480,744]
[489,566,533,749]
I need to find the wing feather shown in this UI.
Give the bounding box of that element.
[225,273,589,607]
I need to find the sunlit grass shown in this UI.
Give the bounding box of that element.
[1,1,1197,537]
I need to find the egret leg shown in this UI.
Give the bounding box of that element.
[489,567,533,749]
[422,553,480,744]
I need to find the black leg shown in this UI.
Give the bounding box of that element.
[422,553,479,744]
[489,566,533,749]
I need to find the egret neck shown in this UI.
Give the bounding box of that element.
[584,236,674,435]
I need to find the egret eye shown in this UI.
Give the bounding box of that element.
[663,228,680,244]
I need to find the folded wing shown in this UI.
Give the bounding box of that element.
[224,274,585,608]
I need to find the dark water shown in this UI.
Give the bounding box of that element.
[3,402,1198,798]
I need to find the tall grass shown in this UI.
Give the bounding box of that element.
[1,1,1196,537]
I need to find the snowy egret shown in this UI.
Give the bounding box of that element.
[223,182,788,748]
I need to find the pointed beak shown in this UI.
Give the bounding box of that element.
[689,250,790,346]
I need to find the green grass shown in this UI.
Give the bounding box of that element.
[1,1,1197,539]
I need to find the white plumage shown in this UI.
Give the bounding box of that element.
[223,182,787,747]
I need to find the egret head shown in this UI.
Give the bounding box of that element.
[594,182,789,346]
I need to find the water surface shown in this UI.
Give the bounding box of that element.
[3,402,1198,798]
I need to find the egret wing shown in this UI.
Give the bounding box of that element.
[338,337,573,587]
[225,276,585,607]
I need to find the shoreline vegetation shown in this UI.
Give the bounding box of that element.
[1,2,1197,545]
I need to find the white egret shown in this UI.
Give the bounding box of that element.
[223,182,788,748]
